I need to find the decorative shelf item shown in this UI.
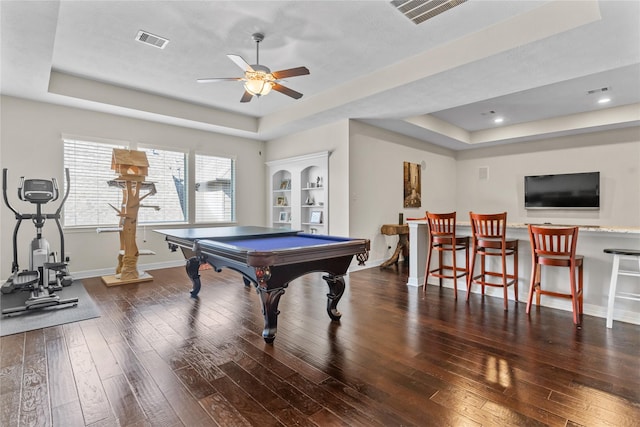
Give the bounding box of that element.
[280,179,291,190]
[309,210,323,224]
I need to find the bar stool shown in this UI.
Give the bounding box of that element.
[467,212,518,310]
[526,225,583,325]
[603,248,640,328]
[424,212,470,298]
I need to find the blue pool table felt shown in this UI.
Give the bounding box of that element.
[221,235,347,251]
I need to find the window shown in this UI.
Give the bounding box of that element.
[195,154,235,223]
[63,139,125,227]
[63,138,234,227]
[138,147,186,223]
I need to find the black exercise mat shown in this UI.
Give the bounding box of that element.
[0,281,100,336]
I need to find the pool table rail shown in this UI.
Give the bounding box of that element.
[194,235,369,267]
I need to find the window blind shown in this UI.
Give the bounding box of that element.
[195,154,235,223]
[63,139,125,227]
[138,147,187,223]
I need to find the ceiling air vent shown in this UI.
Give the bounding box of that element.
[391,0,468,25]
[135,30,169,49]
[586,87,610,95]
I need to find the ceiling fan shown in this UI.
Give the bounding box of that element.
[197,33,310,103]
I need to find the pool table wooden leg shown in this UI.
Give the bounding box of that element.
[323,274,345,320]
[256,286,286,343]
[185,256,202,298]
[242,276,252,287]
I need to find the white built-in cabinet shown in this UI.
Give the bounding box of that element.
[266,151,329,234]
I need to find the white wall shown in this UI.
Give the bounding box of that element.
[349,121,458,264]
[265,120,350,236]
[456,127,640,227]
[0,96,265,279]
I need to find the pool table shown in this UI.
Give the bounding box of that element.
[155,226,370,343]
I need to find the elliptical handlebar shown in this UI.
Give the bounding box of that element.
[17,177,25,201]
[55,168,71,260]
[4,168,23,272]
[55,168,71,217]
[2,168,19,217]
[51,178,60,203]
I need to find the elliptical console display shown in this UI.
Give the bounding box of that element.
[1,168,78,315]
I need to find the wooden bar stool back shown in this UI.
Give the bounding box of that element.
[526,225,583,325]
[467,212,519,310]
[424,212,470,298]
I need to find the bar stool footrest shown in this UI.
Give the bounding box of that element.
[616,292,640,301]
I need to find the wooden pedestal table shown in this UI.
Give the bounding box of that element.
[380,224,409,268]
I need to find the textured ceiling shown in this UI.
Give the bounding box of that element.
[1,0,639,150]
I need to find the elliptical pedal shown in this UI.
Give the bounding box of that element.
[44,261,74,288]
[25,292,60,308]
[2,296,79,316]
[1,270,39,294]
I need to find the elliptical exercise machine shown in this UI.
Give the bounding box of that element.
[1,168,77,315]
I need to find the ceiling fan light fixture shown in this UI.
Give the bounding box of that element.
[244,71,275,96]
[198,32,308,102]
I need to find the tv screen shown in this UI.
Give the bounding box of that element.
[524,172,600,209]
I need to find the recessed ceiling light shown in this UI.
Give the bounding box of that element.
[598,97,611,104]
[494,117,504,124]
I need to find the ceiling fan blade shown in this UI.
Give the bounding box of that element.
[227,54,254,72]
[272,67,310,79]
[197,77,242,83]
[272,83,303,99]
[240,90,254,103]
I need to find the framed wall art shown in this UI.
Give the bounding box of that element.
[403,161,422,208]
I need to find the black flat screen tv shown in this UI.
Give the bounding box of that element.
[524,172,600,209]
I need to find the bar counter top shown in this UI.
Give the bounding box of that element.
[407,219,640,235]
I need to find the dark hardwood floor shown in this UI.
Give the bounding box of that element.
[1,263,639,426]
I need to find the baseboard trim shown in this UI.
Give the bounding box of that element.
[70,259,185,280]
[73,258,380,280]
[422,277,640,326]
